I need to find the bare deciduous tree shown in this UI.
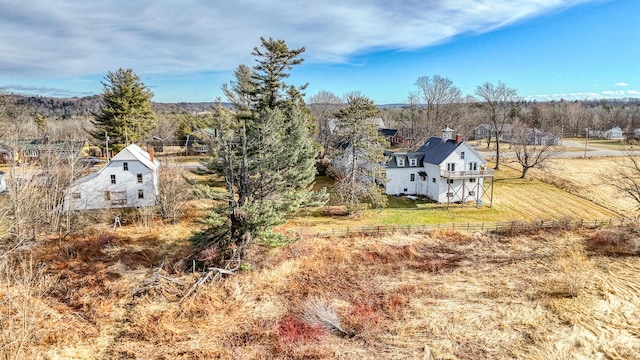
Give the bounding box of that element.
[474,81,518,170]
[608,153,640,211]
[157,157,192,223]
[415,75,462,135]
[308,90,343,158]
[510,121,558,179]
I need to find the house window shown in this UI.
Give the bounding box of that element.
[469,162,478,171]
[432,178,436,183]
[403,188,408,192]
[469,191,476,196]
[72,192,81,199]
[410,174,415,182]
[409,158,417,167]
[469,178,477,183]
[397,157,405,167]
[110,174,116,184]
[460,151,465,159]
[138,189,144,199]
[104,191,110,200]
[447,179,454,184]
[447,163,456,172]
[137,174,143,183]
[123,162,128,171]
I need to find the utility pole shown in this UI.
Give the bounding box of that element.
[584,128,589,158]
[105,131,110,161]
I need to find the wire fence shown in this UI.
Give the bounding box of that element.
[303,217,633,238]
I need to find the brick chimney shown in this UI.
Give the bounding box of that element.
[149,147,155,163]
[455,134,462,144]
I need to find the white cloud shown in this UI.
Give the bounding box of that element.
[0,0,597,79]
[525,89,640,101]
[616,82,629,87]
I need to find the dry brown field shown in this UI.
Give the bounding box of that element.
[526,156,638,216]
[2,223,639,359]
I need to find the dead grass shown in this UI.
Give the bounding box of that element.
[530,156,637,215]
[2,220,639,359]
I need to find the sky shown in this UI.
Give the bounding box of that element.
[0,0,638,104]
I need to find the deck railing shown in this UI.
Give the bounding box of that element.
[440,169,495,178]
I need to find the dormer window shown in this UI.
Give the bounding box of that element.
[409,158,417,167]
[397,157,405,167]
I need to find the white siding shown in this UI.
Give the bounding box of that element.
[64,159,158,211]
[385,141,488,203]
[386,167,420,195]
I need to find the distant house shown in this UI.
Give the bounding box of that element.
[0,171,6,193]
[63,144,160,211]
[604,126,623,140]
[474,123,513,141]
[0,136,88,164]
[385,127,493,204]
[524,128,560,145]
[184,127,218,155]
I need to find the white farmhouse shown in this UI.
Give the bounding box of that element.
[385,128,494,204]
[64,144,160,211]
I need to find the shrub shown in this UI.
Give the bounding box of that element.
[300,297,348,336]
[277,315,326,344]
[586,226,640,256]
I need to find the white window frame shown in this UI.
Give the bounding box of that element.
[397,157,405,167]
[409,158,417,167]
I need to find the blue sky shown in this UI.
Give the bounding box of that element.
[0,0,637,104]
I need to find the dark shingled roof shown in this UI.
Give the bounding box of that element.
[378,128,398,137]
[386,152,425,168]
[415,136,462,165]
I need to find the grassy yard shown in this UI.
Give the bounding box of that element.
[284,163,621,234]
[582,138,628,150]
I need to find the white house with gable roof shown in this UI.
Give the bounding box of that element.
[385,127,494,204]
[63,143,160,211]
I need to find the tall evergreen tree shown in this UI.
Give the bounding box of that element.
[91,68,157,145]
[332,93,388,214]
[202,38,322,262]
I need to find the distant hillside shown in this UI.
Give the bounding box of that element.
[2,94,219,119]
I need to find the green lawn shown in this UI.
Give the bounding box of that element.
[284,164,620,233]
